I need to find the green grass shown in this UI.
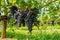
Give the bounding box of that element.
[6,30,60,40]
[0,23,60,40]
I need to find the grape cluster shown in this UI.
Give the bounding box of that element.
[8,6,39,33]
[7,6,18,20]
[25,8,39,33]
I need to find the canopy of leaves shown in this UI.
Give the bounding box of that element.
[0,0,60,22]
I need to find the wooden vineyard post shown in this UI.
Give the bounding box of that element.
[0,15,7,39]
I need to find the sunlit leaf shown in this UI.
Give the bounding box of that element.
[8,0,16,4]
[1,0,5,6]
